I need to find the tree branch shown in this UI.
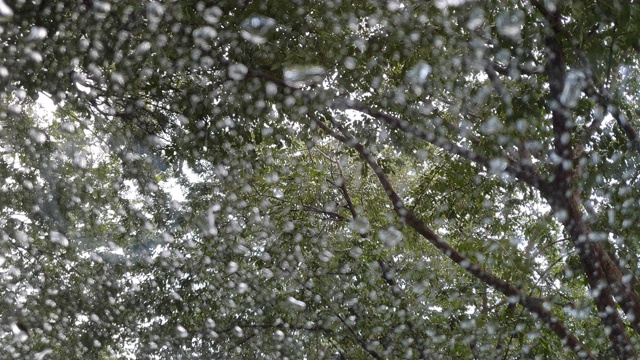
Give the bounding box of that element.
[312,114,595,360]
[332,98,550,194]
[540,4,640,356]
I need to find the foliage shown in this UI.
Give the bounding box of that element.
[2,0,640,359]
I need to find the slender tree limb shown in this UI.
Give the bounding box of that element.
[332,98,551,194]
[312,114,595,360]
[540,4,640,356]
[335,312,384,360]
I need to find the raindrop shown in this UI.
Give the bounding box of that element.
[489,157,507,174]
[286,296,306,310]
[61,122,76,133]
[29,129,47,144]
[283,65,326,88]
[134,41,151,56]
[344,57,356,70]
[203,6,222,24]
[175,325,189,338]
[28,26,48,41]
[467,9,485,30]
[240,15,277,45]
[273,330,285,341]
[73,152,87,168]
[227,261,239,274]
[33,349,53,360]
[349,217,370,235]
[15,89,26,100]
[233,326,243,337]
[560,70,586,109]
[49,231,69,247]
[405,61,431,95]
[0,0,12,20]
[111,72,125,86]
[496,12,522,40]
[193,26,217,40]
[28,50,43,63]
[228,63,248,81]
[379,227,403,247]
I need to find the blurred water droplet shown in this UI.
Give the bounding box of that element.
[344,56,356,70]
[203,6,222,24]
[379,227,403,247]
[233,326,243,337]
[497,12,522,39]
[134,41,151,56]
[28,26,48,41]
[61,122,76,133]
[50,231,69,247]
[175,325,189,338]
[73,152,87,168]
[286,296,306,310]
[273,330,285,341]
[193,26,217,40]
[489,158,507,174]
[29,129,47,144]
[560,70,586,109]
[15,89,26,100]
[405,61,432,95]
[227,261,239,274]
[240,15,276,45]
[283,65,326,88]
[0,0,13,20]
[33,349,53,360]
[28,50,43,63]
[11,323,28,342]
[111,72,125,86]
[228,63,248,81]
[349,216,370,235]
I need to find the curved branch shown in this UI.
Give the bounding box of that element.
[312,114,595,360]
[332,98,551,194]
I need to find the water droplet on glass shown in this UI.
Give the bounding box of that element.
[11,323,28,342]
[50,231,69,247]
[273,330,285,341]
[560,70,586,109]
[283,65,326,88]
[228,63,248,81]
[227,261,239,274]
[489,157,508,174]
[233,326,243,337]
[73,152,87,168]
[33,349,53,360]
[193,26,217,40]
[496,12,522,39]
[29,129,47,144]
[406,61,432,85]
[286,296,306,310]
[134,41,151,56]
[61,122,76,133]
[349,216,370,235]
[111,72,125,86]
[28,50,43,63]
[0,0,13,21]
[240,15,276,45]
[203,6,222,24]
[379,227,403,247]
[28,26,47,41]
[175,325,189,338]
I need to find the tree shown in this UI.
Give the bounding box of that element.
[2,0,640,358]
